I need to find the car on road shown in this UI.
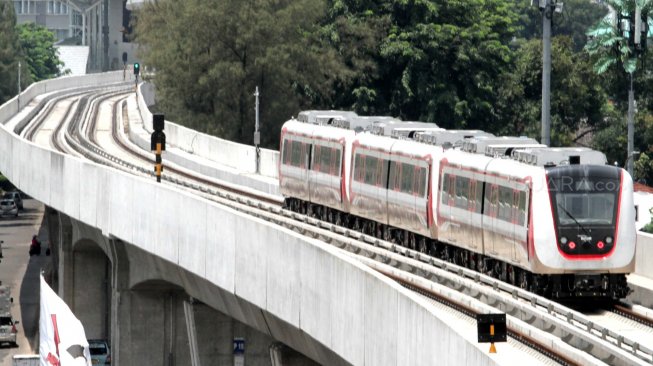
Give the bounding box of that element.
[88,339,111,364]
[0,199,18,217]
[2,192,22,211]
[0,313,18,346]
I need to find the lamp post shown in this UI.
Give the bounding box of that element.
[534,0,564,146]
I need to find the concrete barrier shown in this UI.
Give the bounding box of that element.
[636,232,653,279]
[136,83,279,179]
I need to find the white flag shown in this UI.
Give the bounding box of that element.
[39,275,91,366]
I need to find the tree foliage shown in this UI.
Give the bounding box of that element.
[16,22,64,82]
[322,0,520,130]
[134,0,346,147]
[0,2,29,104]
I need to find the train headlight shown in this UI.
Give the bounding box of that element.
[560,237,568,244]
[597,241,605,250]
[605,236,613,244]
[568,241,576,250]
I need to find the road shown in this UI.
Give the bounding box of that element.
[0,198,49,365]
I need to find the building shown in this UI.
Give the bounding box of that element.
[13,0,139,74]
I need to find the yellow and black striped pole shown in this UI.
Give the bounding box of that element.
[151,114,166,183]
[155,142,163,183]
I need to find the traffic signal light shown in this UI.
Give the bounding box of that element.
[134,62,140,76]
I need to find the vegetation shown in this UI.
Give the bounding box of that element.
[0,2,29,104]
[16,22,65,81]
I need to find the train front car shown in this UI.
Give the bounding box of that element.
[531,155,636,299]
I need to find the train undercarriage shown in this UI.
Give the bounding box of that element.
[284,198,631,300]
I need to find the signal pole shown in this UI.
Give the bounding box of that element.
[17,62,21,111]
[151,114,166,183]
[541,1,552,147]
[254,86,261,174]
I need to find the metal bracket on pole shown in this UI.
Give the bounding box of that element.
[183,298,201,366]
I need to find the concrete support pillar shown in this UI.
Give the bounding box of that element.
[72,247,109,339]
[57,213,74,305]
[114,288,190,366]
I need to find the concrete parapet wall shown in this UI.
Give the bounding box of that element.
[0,72,500,365]
[0,71,125,127]
[136,82,279,179]
[636,232,653,279]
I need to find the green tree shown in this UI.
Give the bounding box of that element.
[514,0,607,50]
[0,2,29,104]
[16,22,64,82]
[134,0,345,147]
[495,37,606,145]
[322,0,520,130]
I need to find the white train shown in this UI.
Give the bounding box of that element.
[279,111,636,299]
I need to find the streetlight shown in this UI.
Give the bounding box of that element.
[532,0,564,146]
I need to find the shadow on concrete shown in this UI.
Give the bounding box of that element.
[18,212,50,352]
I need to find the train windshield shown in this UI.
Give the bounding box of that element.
[554,192,615,225]
[548,173,620,227]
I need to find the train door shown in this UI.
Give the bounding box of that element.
[483,182,499,255]
[513,189,529,264]
[414,164,428,234]
[496,184,515,260]
[468,178,480,251]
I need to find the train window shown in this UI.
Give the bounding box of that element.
[455,176,469,209]
[389,161,398,190]
[312,146,321,171]
[518,191,527,226]
[416,167,427,197]
[498,186,512,222]
[282,139,291,165]
[364,156,377,184]
[354,154,363,182]
[291,141,302,167]
[320,146,332,174]
[485,185,498,217]
[401,163,415,193]
[380,159,389,188]
[332,149,341,176]
[441,173,450,204]
[475,180,483,213]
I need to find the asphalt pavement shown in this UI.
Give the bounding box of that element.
[0,198,50,365]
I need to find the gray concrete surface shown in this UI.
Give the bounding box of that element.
[0,198,49,365]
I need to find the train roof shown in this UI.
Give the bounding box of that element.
[328,115,403,132]
[369,120,438,137]
[296,110,358,125]
[510,147,607,167]
[353,132,443,158]
[282,119,356,141]
[461,136,541,156]
[413,130,494,147]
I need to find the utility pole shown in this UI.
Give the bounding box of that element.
[541,1,552,147]
[628,73,635,175]
[17,62,21,111]
[102,0,109,71]
[254,87,261,174]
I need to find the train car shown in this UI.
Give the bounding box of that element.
[279,120,355,217]
[349,133,443,244]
